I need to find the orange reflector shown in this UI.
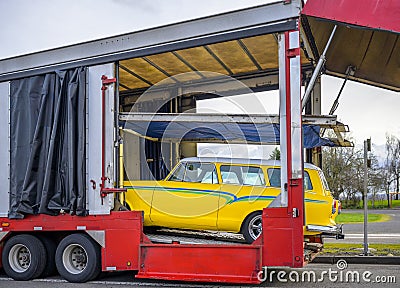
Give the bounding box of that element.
[1,222,10,227]
[127,261,131,266]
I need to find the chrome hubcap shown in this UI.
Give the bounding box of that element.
[248,214,262,240]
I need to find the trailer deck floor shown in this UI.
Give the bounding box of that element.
[145,228,246,245]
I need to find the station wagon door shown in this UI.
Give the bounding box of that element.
[150,162,220,230]
[217,165,274,233]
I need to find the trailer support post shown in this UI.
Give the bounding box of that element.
[262,29,304,268]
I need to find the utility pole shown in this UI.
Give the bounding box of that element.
[363,138,371,256]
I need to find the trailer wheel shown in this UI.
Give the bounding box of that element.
[55,233,101,283]
[39,236,57,277]
[2,234,47,280]
[241,211,262,244]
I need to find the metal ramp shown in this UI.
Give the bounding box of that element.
[146,229,245,245]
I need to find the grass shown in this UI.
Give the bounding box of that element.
[335,213,391,224]
[341,199,400,209]
[363,199,399,209]
[321,243,400,256]
[392,199,400,208]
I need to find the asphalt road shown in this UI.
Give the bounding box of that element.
[325,208,400,244]
[0,263,398,288]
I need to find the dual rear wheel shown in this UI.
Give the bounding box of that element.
[2,235,46,281]
[1,233,101,282]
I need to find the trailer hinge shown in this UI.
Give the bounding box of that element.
[101,75,116,87]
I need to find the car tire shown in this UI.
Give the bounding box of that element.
[55,233,101,283]
[2,234,47,280]
[241,211,263,244]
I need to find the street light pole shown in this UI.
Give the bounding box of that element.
[363,138,371,256]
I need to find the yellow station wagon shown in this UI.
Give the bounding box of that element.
[124,157,341,243]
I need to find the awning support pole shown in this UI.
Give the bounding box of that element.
[301,25,337,110]
[327,65,355,116]
[321,65,355,137]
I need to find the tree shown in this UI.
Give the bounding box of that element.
[322,144,364,205]
[269,147,280,160]
[322,135,393,208]
[368,154,386,208]
[384,134,400,204]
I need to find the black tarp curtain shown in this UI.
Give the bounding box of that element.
[9,67,86,219]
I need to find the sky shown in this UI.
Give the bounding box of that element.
[0,0,399,152]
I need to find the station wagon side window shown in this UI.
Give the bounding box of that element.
[199,164,219,184]
[220,165,265,186]
[242,166,265,186]
[220,165,242,185]
[169,162,218,184]
[267,168,313,190]
[304,172,313,191]
[267,168,281,187]
[318,170,330,192]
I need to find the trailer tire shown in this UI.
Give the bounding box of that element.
[241,211,263,244]
[55,233,101,283]
[38,236,57,277]
[2,234,47,280]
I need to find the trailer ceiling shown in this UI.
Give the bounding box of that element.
[301,0,400,92]
[118,33,311,92]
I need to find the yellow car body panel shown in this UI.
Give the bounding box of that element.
[150,181,220,230]
[216,185,279,232]
[303,169,334,235]
[123,158,336,236]
[122,180,155,226]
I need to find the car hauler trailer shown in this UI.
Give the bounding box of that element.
[0,0,397,284]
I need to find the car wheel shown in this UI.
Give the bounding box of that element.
[55,233,101,283]
[241,211,263,244]
[2,234,47,280]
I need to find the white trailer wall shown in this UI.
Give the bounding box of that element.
[87,64,116,215]
[0,82,10,217]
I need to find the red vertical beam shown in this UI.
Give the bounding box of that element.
[285,28,304,268]
[262,29,304,268]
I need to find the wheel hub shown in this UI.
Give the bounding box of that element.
[63,244,88,274]
[248,214,263,240]
[9,244,31,273]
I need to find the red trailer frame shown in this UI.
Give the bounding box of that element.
[1,0,398,283]
[0,209,308,284]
